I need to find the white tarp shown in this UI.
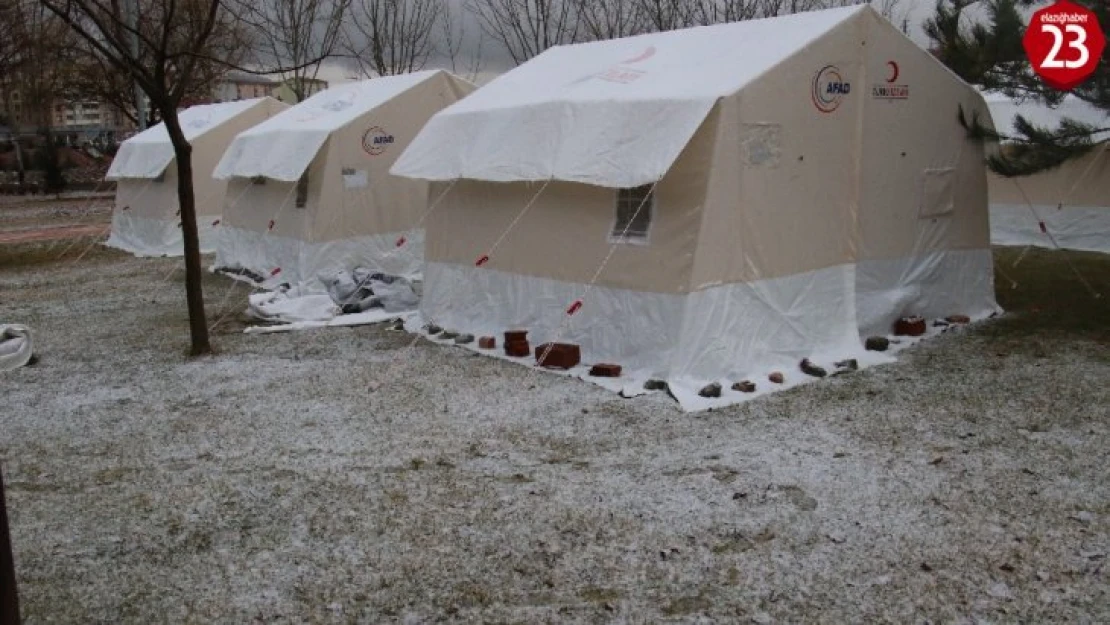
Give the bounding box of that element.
[990,203,1110,254]
[213,71,443,182]
[414,250,998,412]
[106,99,268,180]
[390,5,865,188]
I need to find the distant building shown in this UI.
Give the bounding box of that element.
[0,85,34,131]
[0,80,132,144]
[213,71,280,103]
[273,76,329,104]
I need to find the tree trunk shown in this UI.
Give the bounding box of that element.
[160,109,211,355]
[0,464,20,625]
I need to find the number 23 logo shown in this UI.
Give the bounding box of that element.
[1040,23,1090,69]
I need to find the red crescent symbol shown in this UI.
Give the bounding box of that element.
[886,61,900,83]
[622,46,656,64]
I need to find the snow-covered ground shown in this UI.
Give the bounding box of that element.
[1,244,1107,623]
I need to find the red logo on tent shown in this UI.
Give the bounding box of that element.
[886,61,900,83]
[621,46,656,64]
[872,60,909,100]
[1024,0,1104,91]
[812,65,851,113]
[362,126,395,156]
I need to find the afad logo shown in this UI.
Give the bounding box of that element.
[361,126,395,156]
[812,64,851,113]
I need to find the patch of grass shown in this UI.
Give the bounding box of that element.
[0,239,123,268]
[987,248,1110,345]
[661,592,710,616]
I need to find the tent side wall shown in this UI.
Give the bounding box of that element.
[312,73,475,243]
[422,108,716,293]
[275,73,474,282]
[690,20,862,289]
[214,159,319,282]
[853,9,997,335]
[988,144,1110,253]
[418,103,717,375]
[672,14,866,385]
[106,165,187,256]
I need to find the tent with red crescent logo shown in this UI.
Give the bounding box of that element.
[390,5,999,411]
[104,97,289,257]
[983,91,1110,255]
[211,70,476,289]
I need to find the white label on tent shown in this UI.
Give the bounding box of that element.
[919,168,956,218]
[342,168,368,189]
[741,124,782,168]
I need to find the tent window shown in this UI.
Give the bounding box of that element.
[611,185,654,243]
[296,172,308,208]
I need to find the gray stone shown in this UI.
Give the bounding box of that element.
[865,336,890,351]
[698,382,722,398]
[425,324,442,335]
[800,358,827,378]
[644,379,668,391]
[454,334,474,345]
[732,380,756,393]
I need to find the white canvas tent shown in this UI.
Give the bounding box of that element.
[983,92,1110,254]
[392,5,1000,410]
[105,97,288,256]
[211,70,476,289]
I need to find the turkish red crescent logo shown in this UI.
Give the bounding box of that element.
[886,61,900,83]
[621,46,656,64]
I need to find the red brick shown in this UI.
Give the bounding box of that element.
[504,340,530,358]
[504,330,528,343]
[768,372,784,384]
[534,343,581,369]
[589,363,622,377]
[894,316,926,336]
[945,314,971,324]
[478,336,496,349]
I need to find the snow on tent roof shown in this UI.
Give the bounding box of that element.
[391,5,866,188]
[982,91,1110,142]
[106,98,269,180]
[213,70,444,182]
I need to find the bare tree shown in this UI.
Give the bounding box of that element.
[40,0,254,356]
[688,0,767,25]
[345,0,444,77]
[0,4,19,78]
[441,1,485,81]
[466,0,581,65]
[235,0,350,102]
[634,0,695,31]
[575,0,647,41]
[870,0,910,32]
[4,2,77,132]
[67,16,249,127]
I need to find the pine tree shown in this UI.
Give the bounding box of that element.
[925,0,1108,176]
